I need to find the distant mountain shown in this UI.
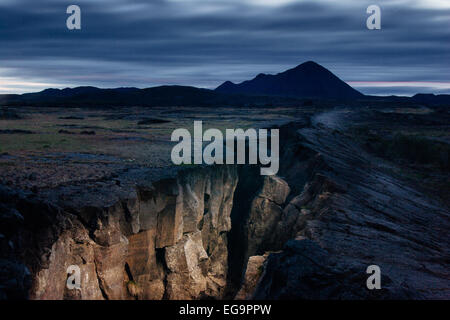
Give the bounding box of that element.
[216,61,364,100]
[365,93,450,106]
[411,93,450,106]
[10,86,219,107]
[1,64,449,108]
[0,85,301,108]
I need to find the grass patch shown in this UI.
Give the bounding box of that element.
[374,134,448,170]
[353,126,449,171]
[0,133,95,153]
[0,162,14,167]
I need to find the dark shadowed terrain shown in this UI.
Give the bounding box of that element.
[0,63,449,300]
[0,102,449,300]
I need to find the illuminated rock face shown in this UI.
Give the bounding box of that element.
[24,166,292,300]
[23,164,291,300]
[26,165,239,300]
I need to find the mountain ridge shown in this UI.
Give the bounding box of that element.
[0,85,301,108]
[1,62,449,107]
[215,61,364,100]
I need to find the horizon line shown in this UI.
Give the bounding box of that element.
[1,81,450,97]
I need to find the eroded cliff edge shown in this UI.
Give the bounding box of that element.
[1,165,243,300]
[1,112,449,300]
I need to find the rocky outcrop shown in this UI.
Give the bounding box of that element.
[229,112,449,300]
[253,239,401,299]
[244,176,290,265]
[226,173,291,297]
[235,253,268,300]
[0,165,238,300]
[251,112,450,299]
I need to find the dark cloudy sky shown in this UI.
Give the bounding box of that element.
[0,0,449,96]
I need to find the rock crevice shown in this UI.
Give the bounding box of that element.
[1,114,449,300]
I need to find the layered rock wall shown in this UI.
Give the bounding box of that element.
[9,165,239,300]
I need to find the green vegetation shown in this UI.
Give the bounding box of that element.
[352,125,450,206]
[0,162,14,167]
[391,135,448,168]
[353,126,449,171]
[0,133,94,153]
[373,134,448,170]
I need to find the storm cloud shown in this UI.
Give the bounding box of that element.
[0,0,449,95]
